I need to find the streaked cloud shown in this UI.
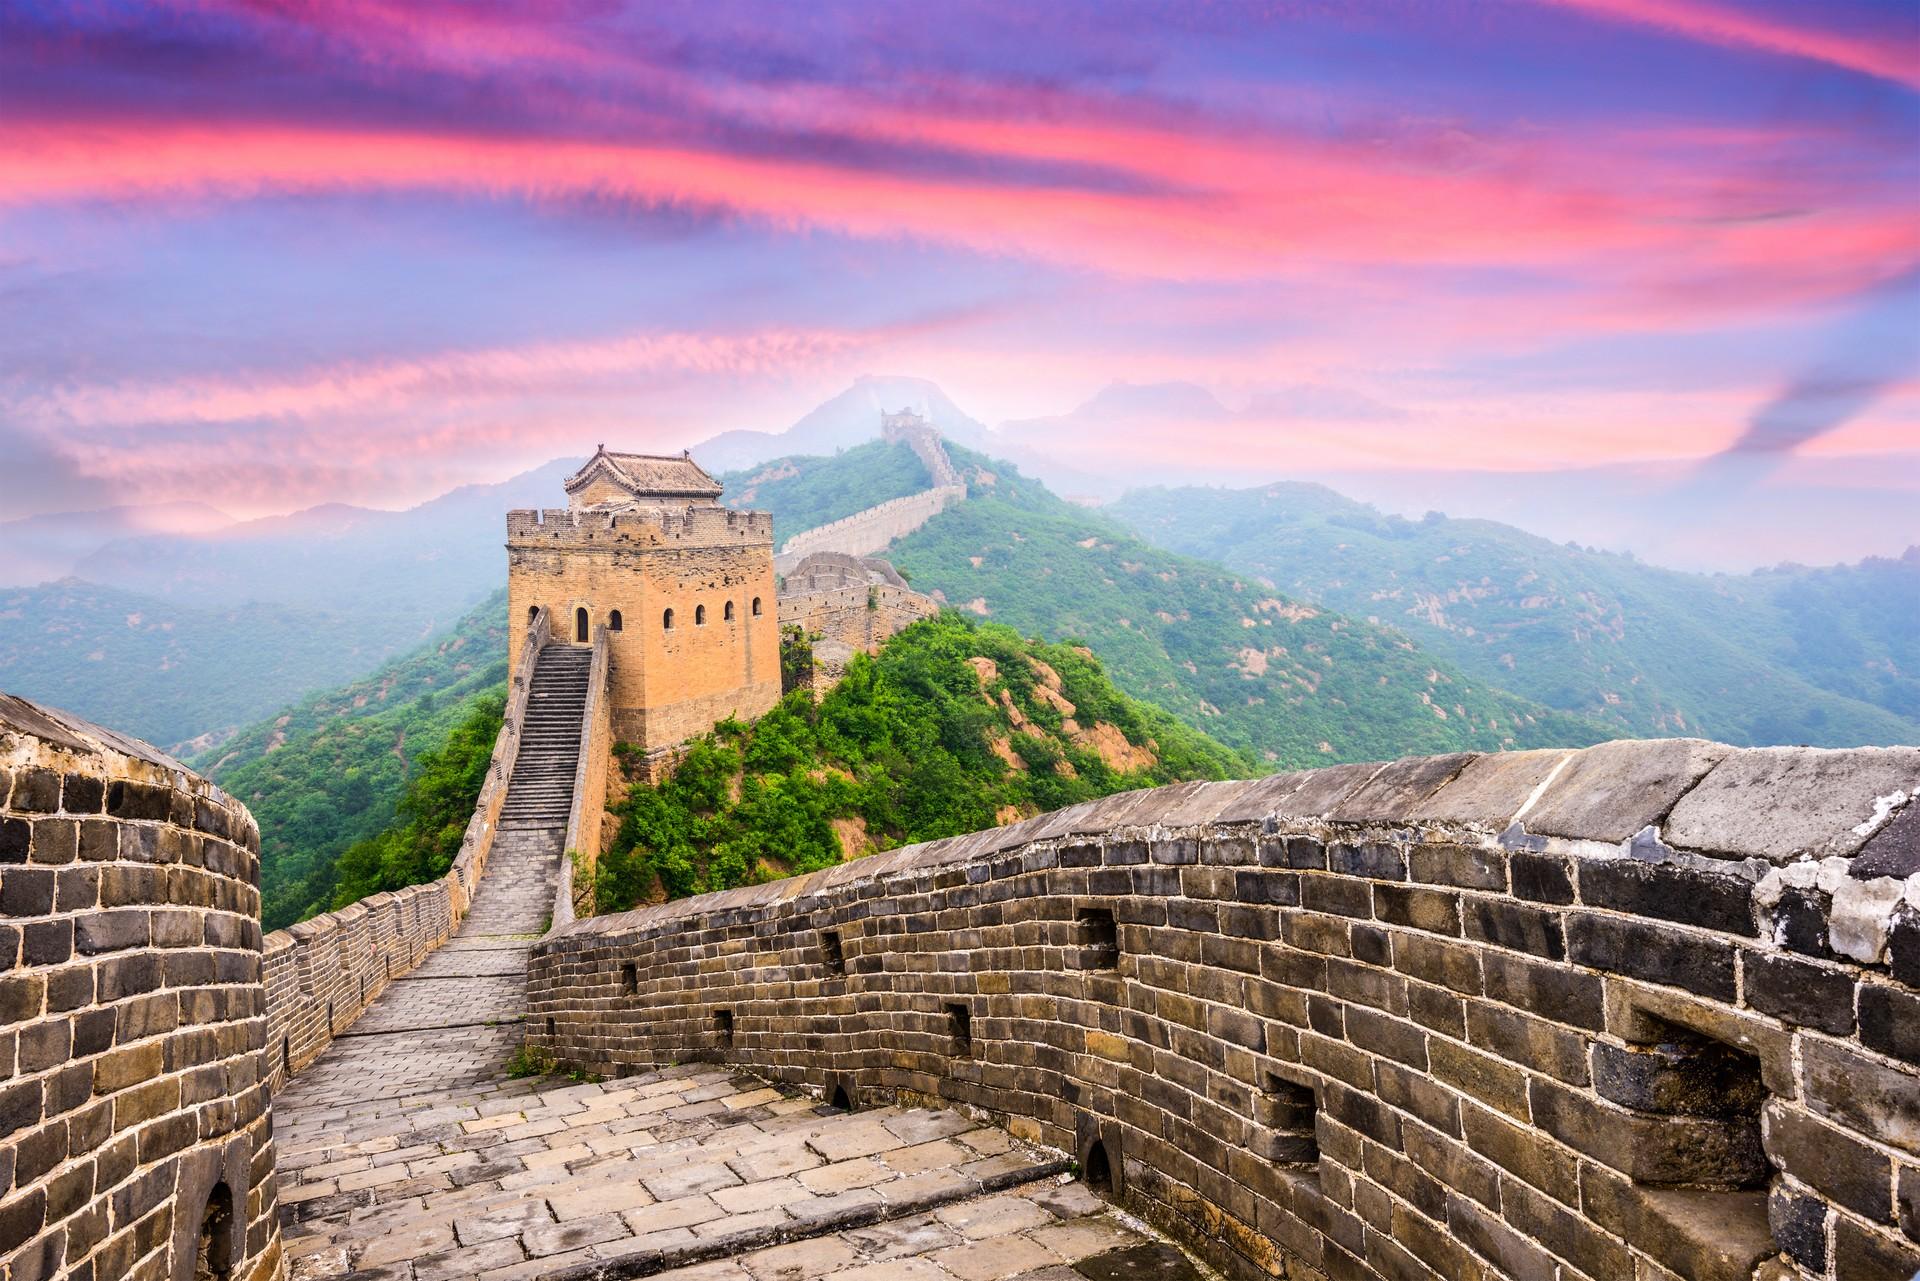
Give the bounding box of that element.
[0,0,1913,565]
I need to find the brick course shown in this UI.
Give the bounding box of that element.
[528,740,1920,1281]
[0,694,280,1281]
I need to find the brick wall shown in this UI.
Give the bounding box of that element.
[777,583,939,655]
[0,694,281,1281]
[773,485,966,572]
[527,739,1920,1281]
[261,606,548,1090]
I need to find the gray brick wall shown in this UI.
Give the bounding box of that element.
[259,607,551,1090]
[0,694,280,1281]
[528,741,1920,1281]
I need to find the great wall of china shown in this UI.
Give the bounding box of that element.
[770,413,968,577]
[4,430,1918,1281]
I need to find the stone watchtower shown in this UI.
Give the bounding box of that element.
[505,447,781,752]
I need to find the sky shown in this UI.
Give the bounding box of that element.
[1,0,1916,565]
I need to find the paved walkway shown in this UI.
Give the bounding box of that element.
[275,828,1197,1281]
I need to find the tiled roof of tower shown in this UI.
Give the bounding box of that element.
[564,446,723,501]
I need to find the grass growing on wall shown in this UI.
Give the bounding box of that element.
[592,611,1247,913]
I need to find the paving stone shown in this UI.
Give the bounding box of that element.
[272,809,1182,1281]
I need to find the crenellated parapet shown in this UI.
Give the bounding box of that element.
[527,738,1920,1281]
[506,505,773,549]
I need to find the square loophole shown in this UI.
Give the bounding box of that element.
[821,930,846,975]
[1259,1073,1319,1167]
[714,1009,735,1049]
[1076,908,1119,970]
[620,961,637,996]
[946,1003,973,1057]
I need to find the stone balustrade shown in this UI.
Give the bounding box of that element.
[527,738,1920,1281]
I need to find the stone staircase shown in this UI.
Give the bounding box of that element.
[500,644,593,829]
[273,632,1205,1281]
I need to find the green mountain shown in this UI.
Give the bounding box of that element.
[1110,483,1920,748]
[197,591,509,930]
[735,440,1604,765]
[723,438,932,543]
[594,612,1245,911]
[0,579,426,756]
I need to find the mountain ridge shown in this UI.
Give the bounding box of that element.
[1112,481,1920,747]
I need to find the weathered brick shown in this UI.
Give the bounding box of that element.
[0,818,29,864]
[1480,950,1604,1032]
[1566,914,1736,1001]
[1763,1102,1893,1222]
[1577,857,1757,936]
[75,909,149,955]
[1463,898,1564,960]
[1740,949,1856,1035]
[1372,884,1461,936]
[1768,1185,1828,1272]
[1859,984,1920,1069]
[11,769,60,814]
[1831,1214,1920,1281]
[60,774,104,815]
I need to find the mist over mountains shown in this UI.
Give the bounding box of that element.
[1,375,1914,755]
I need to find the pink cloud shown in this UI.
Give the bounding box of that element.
[1522,0,1920,89]
[23,324,869,427]
[5,110,1910,302]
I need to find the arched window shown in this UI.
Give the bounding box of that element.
[751,597,763,617]
[695,604,707,626]
[724,601,735,622]
[526,605,538,624]
[663,608,675,630]
[608,610,623,632]
[574,607,589,644]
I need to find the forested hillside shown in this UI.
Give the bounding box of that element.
[1113,484,1920,747]
[721,438,932,543]
[594,612,1245,911]
[879,447,1604,765]
[0,579,420,755]
[198,591,510,929]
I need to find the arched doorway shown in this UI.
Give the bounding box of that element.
[575,607,589,643]
[1083,1140,1113,1196]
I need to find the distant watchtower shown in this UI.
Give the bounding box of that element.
[505,447,781,752]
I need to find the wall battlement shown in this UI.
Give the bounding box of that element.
[528,739,1920,1281]
[506,505,773,547]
